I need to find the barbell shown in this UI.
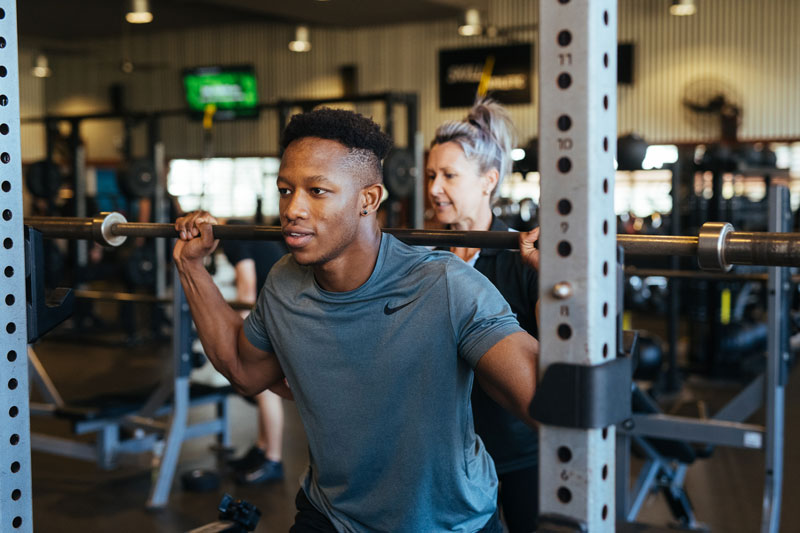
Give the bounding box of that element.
[23,211,800,271]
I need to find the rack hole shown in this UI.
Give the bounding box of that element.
[0,8,6,19]
[4,266,13,277]
[602,427,609,440]
[10,433,19,445]
[557,446,573,463]
[602,505,608,520]
[10,461,20,473]
[603,302,608,317]
[602,464,608,480]
[603,10,609,25]
[1,152,10,164]
[557,241,572,257]
[0,38,5,49]
[603,95,609,110]
[0,123,9,135]
[6,322,15,334]
[5,294,14,305]
[557,324,572,340]
[557,157,572,173]
[12,516,22,528]
[557,199,572,215]
[9,405,19,417]
[557,115,572,131]
[2,209,11,220]
[557,72,572,89]
[603,137,609,152]
[603,261,609,276]
[603,220,609,235]
[11,489,21,500]
[603,179,609,194]
[3,237,11,249]
[557,487,572,503]
[557,30,572,46]
[0,95,8,106]
[8,378,17,390]
[0,66,7,78]
[7,350,16,362]
[1,180,10,192]
[603,343,609,358]
[603,53,609,68]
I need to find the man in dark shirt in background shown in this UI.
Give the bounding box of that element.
[222,219,288,484]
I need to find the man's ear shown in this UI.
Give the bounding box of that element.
[359,182,384,216]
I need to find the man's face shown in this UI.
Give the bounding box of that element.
[277,137,362,266]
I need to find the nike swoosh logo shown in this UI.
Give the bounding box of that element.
[384,297,419,315]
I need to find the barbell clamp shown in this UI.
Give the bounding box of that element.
[697,222,734,272]
[92,212,129,247]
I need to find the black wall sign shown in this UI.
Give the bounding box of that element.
[439,44,532,108]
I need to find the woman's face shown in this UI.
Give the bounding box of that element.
[426,141,494,227]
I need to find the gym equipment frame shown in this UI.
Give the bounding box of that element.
[616,185,790,532]
[0,2,33,530]
[535,0,620,531]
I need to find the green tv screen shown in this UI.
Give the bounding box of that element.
[183,65,259,119]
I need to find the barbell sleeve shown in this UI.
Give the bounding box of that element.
[23,212,800,269]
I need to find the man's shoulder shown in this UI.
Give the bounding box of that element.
[382,233,456,277]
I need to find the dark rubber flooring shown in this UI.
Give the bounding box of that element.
[26,337,800,532]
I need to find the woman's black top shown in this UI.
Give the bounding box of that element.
[471,217,539,474]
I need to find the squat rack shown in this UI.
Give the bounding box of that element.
[1,0,795,531]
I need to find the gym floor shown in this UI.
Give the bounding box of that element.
[28,335,800,532]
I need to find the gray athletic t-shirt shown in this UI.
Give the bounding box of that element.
[244,233,524,533]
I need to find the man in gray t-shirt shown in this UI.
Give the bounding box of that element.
[174,108,540,532]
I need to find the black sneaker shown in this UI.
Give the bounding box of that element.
[227,445,265,471]
[235,459,284,485]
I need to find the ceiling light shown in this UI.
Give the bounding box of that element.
[289,25,312,52]
[511,148,525,161]
[31,54,51,78]
[670,0,696,16]
[126,0,153,24]
[458,8,482,37]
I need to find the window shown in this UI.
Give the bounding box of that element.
[167,157,281,219]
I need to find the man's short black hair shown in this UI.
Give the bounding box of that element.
[280,107,393,160]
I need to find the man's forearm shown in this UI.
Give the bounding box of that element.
[176,259,243,378]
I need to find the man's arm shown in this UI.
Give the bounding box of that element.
[232,257,294,400]
[174,211,284,396]
[474,332,539,428]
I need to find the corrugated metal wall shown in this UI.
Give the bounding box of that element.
[18,49,46,161]
[618,0,800,143]
[23,0,800,161]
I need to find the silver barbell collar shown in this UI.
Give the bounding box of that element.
[697,222,734,272]
[92,212,129,247]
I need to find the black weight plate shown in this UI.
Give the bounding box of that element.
[125,245,157,287]
[119,158,156,198]
[383,148,416,199]
[26,160,62,198]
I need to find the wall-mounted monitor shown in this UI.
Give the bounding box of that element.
[183,65,259,120]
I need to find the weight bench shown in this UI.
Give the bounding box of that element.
[622,384,711,531]
[31,379,232,471]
